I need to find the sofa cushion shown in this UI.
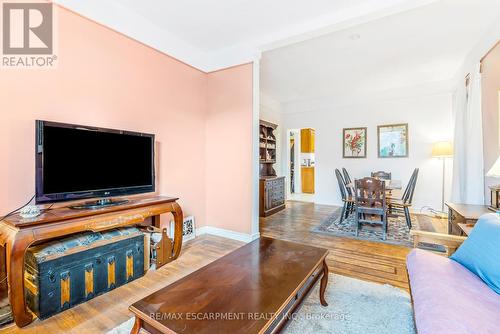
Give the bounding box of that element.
[407,249,500,334]
[451,213,500,294]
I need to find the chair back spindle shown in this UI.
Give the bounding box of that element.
[402,168,419,204]
[342,168,352,184]
[335,169,347,201]
[342,168,353,196]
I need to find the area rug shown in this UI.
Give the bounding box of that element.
[107,274,415,334]
[312,208,432,248]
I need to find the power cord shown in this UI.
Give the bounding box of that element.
[0,194,35,222]
[420,206,447,218]
[0,195,56,223]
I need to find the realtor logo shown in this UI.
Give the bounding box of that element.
[1,1,57,68]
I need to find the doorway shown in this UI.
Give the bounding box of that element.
[288,128,315,202]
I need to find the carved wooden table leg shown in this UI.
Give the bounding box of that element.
[130,316,143,334]
[170,202,184,261]
[152,203,183,267]
[7,232,35,327]
[319,259,329,307]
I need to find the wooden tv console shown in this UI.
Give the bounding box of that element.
[0,195,183,328]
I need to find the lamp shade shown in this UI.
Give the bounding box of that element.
[487,156,500,178]
[432,141,453,158]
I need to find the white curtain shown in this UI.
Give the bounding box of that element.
[451,63,484,204]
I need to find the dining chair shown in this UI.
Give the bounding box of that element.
[388,168,419,229]
[371,171,392,180]
[342,167,354,197]
[342,168,352,184]
[354,177,388,240]
[335,169,354,222]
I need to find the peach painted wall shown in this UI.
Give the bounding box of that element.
[482,42,500,202]
[206,64,254,234]
[0,6,256,235]
[0,6,208,226]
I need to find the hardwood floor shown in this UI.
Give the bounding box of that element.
[260,201,413,291]
[1,200,443,333]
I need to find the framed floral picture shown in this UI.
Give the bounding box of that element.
[343,127,367,158]
[377,123,408,158]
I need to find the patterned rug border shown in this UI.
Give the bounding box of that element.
[310,207,413,248]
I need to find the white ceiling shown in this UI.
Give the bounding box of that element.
[56,0,442,71]
[261,0,500,110]
[114,0,375,52]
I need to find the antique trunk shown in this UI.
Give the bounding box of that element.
[24,227,145,319]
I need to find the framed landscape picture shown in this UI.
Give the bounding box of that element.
[343,127,367,158]
[377,123,408,158]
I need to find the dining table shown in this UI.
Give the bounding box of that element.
[347,179,402,191]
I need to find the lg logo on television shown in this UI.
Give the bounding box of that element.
[1,1,57,68]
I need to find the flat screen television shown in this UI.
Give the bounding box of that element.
[35,120,155,208]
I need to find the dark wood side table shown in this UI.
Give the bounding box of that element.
[0,195,183,328]
[446,202,490,236]
[457,223,474,236]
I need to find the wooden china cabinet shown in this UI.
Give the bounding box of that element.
[259,120,285,217]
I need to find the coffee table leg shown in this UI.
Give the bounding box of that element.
[319,259,329,307]
[130,316,143,334]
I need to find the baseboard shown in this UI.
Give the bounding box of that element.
[196,226,260,243]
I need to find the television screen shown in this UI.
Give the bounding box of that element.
[36,120,155,204]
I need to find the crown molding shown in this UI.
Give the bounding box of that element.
[55,0,440,73]
[54,0,209,70]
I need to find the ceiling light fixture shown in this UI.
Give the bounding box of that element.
[349,34,361,40]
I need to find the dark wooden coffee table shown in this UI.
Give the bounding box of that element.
[129,237,329,334]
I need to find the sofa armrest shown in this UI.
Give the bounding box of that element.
[410,230,466,257]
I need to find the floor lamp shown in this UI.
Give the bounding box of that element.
[432,141,454,212]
